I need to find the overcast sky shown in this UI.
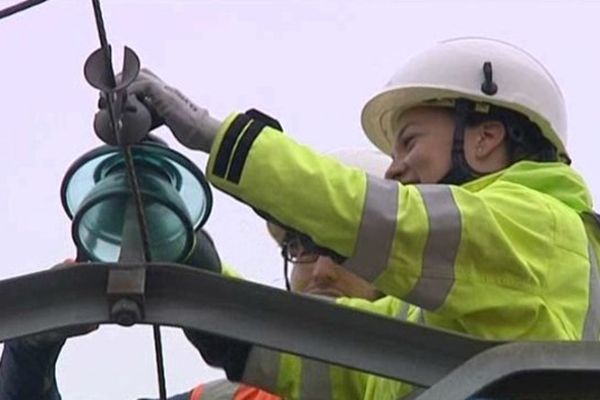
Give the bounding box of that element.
[1,1,600,398]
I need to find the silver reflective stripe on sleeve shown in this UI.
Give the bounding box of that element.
[404,185,461,311]
[241,346,281,394]
[300,358,332,400]
[583,243,600,340]
[201,379,240,400]
[344,174,399,281]
[395,301,410,320]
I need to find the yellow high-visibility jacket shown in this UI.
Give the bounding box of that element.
[236,295,421,400]
[222,265,420,399]
[206,112,600,400]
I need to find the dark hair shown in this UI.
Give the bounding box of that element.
[462,105,560,163]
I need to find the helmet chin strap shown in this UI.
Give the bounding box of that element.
[439,99,483,185]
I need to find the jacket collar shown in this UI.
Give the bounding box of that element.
[462,161,593,213]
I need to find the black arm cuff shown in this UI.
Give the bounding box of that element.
[0,338,65,400]
[183,329,251,381]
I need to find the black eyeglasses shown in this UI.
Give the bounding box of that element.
[280,233,320,291]
[281,235,319,264]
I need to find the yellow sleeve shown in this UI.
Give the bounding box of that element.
[239,295,419,400]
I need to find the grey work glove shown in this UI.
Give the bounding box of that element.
[128,68,222,152]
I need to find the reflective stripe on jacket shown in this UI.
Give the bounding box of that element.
[190,379,281,400]
[239,296,421,400]
[206,112,600,399]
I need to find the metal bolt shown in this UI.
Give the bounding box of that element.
[111,298,142,326]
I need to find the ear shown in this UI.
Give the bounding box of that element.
[473,120,506,159]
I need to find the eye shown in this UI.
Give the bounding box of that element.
[403,134,418,150]
[287,238,305,258]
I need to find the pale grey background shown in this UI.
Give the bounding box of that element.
[0,1,599,399]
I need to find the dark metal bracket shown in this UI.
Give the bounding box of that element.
[1,264,599,399]
[417,341,600,399]
[0,263,496,388]
[106,266,146,326]
[0,263,600,400]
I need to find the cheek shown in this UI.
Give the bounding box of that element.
[432,142,453,168]
[342,274,381,301]
[290,265,313,292]
[411,141,452,182]
[404,145,434,174]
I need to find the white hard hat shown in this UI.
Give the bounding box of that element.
[361,37,568,160]
[267,147,390,243]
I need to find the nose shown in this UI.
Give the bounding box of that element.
[312,256,338,285]
[385,157,407,180]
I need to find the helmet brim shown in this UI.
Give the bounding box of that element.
[361,85,568,160]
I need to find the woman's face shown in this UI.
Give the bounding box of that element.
[385,107,456,184]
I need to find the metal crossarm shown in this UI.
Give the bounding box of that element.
[0,262,498,388]
[1,264,600,398]
[417,341,600,399]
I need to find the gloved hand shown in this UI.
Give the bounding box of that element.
[184,329,251,381]
[182,230,250,380]
[183,229,223,273]
[21,259,99,349]
[128,68,222,152]
[22,324,98,349]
